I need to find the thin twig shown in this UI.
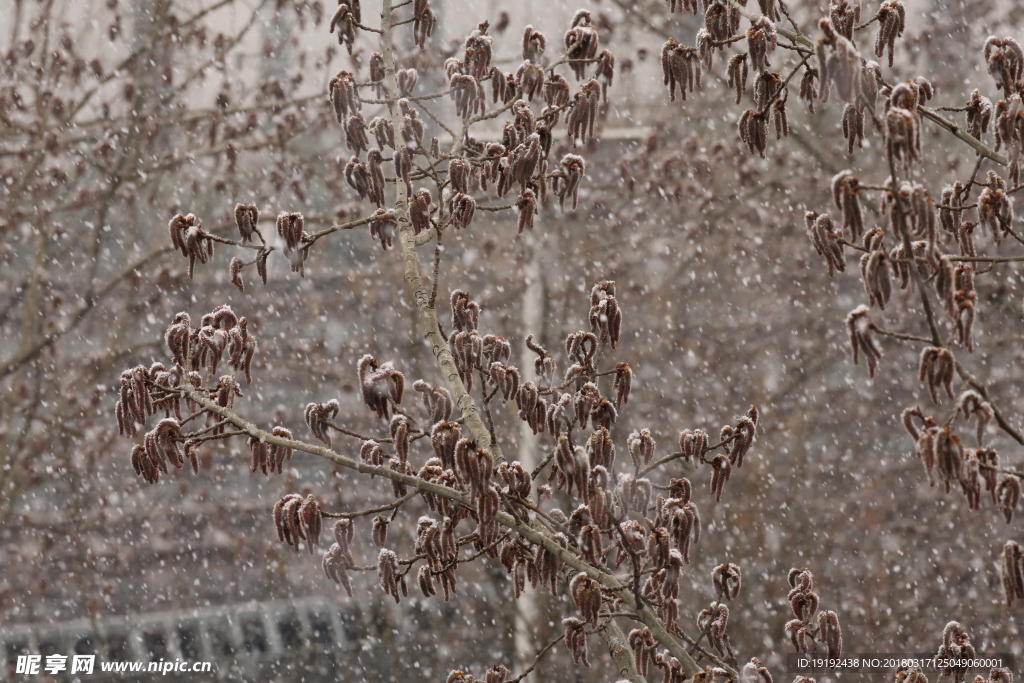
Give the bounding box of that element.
[637,435,737,478]
[323,492,417,519]
[954,361,1024,446]
[0,245,171,380]
[872,327,934,344]
[325,419,394,444]
[507,634,566,683]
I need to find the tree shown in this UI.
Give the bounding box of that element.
[0,0,363,644]
[7,0,1024,679]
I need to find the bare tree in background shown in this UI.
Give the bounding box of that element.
[0,0,336,520]
[0,0,372,645]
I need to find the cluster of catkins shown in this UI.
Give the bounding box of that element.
[885,78,932,169]
[409,515,460,601]
[410,0,437,48]
[655,0,907,158]
[375,510,467,602]
[329,70,359,121]
[982,37,1024,181]
[345,150,387,208]
[171,207,306,285]
[902,403,1019,520]
[737,15,787,157]
[712,562,741,601]
[445,288,629,445]
[304,399,341,447]
[918,347,955,403]
[823,166,1011,383]
[903,411,968,493]
[696,601,731,657]
[654,654,689,683]
[168,213,214,278]
[831,171,864,242]
[248,429,293,475]
[274,212,309,276]
[784,569,843,658]
[978,171,1015,244]
[720,407,757,468]
[274,493,323,554]
[131,419,187,484]
[356,354,405,420]
[444,666,510,683]
[874,0,906,66]
[588,281,622,349]
[662,38,703,103]
[628,627,659,676]
[524,361,612,438]
[329,13,610,247]
[485,108,584,229]
[806,211,847,278]
[228,204,269,291]
[233,203,261,244]
[679,428,710,463]
[116,362,188,438]
[635,481,703,628]
[812,19,884,151]
[1001,540,1024,607]
[697,406,758,501]
[845,304,886,377]
[746,17,777,74]
[565,80,602,147]
[985,37,1023,99]
[559,9,599,77]
[373,19,607,247]
[323,519,356,596]
[449,69,487,119]
[163,305,257,382]
[329,0,360,53]
[125,373,241,484]
[935,622,978,683]
[562,617,590,666]
[116,306,262,483]
[448,290,513,393]
[742,658,773,683]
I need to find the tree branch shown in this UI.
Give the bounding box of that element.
[602,617,646,683]
[0,245,172,380]
[381,0,502,462]
[176,381,710,676]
